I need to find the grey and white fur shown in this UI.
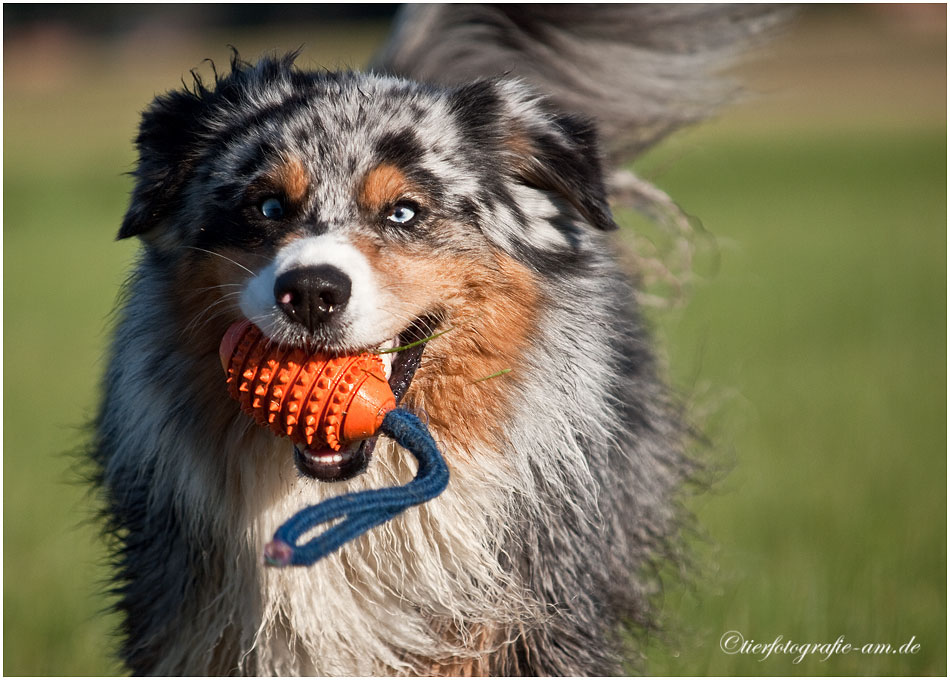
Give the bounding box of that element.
[92,5,780,675]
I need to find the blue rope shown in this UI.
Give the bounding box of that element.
[264,408,450,567]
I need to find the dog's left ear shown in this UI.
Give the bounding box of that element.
[453,80,617,231]
[506,110,618,232]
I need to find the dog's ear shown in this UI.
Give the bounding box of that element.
[505,109,618,232]
[453,80,617,231]
[117,88,207,240]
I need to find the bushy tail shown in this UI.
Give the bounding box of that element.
[371,4,787,164]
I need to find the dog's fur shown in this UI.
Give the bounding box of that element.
[93,5,779,675]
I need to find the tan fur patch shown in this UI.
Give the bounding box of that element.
[505,125,536,162]
[269,157,309,203]
[424,624,504,676]
[358,163,413,212]
[354,237,541,455]
[171,247,257,358]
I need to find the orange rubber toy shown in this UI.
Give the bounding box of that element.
[219,320,396,450]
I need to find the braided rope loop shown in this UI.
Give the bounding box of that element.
[265,408,449,567]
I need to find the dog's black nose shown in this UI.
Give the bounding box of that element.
[274,265,352,331]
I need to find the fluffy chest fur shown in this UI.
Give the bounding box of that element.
[97,238,680,675]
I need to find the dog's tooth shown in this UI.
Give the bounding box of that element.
[379,336,398,381]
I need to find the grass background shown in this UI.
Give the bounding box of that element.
[3,5,946,675]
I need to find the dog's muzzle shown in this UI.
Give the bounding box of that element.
[293,316,432,482]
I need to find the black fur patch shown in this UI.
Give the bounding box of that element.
[118,88,207,240]
[514,114,617,232]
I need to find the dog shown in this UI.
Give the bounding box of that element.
[93,5,779,675]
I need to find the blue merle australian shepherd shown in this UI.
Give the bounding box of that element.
[93,5,778,675]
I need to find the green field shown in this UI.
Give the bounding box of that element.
[4,8,946,676]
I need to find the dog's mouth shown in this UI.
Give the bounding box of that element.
[293,316,435,482]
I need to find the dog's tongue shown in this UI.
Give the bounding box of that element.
[219,319,252,372]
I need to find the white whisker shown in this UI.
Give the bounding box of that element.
[184,246,256,276]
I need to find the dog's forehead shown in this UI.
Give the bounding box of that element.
[212,74,462,212]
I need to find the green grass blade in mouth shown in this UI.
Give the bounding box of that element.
[471,368,512,383]
[376,327,453,354]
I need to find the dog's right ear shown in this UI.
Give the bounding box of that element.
[117,88,207,240]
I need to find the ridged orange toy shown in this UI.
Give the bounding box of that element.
[220,320,396,450]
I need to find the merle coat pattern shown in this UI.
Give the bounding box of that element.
[93,5,779,675]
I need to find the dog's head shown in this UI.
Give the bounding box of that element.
[121,53,616,481]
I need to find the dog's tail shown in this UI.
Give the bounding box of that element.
[372,4,786,164]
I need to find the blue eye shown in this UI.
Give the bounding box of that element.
[386,203,417,225]
[260,197,285,219]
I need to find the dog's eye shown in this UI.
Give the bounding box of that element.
[386,203,417,225]
[260,197,285,220]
